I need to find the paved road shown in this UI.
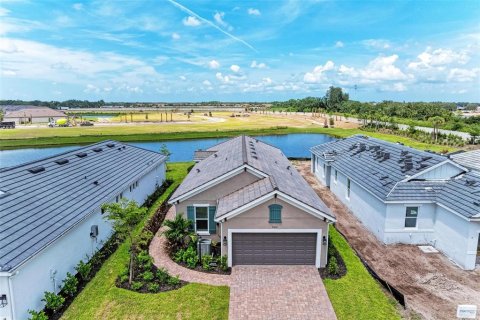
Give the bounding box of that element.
[229,266,337,320]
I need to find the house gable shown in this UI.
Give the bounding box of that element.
[405,160,465,181]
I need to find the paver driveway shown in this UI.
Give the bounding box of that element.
[229,266,337,320]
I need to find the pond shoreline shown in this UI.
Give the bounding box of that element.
[0,127,343,150]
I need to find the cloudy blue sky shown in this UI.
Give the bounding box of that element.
[1,0,479,102]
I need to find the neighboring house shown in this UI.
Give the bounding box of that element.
[169,136,335,268]
[450,149,480,173]
[0,141,166,320]
[3,106,67,124]
[311,135,480,270]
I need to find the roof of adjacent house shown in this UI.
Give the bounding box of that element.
[311,135,480,219]
[170,135,334,220]
[0,141,166,272]
[310,135,449,200]
[450,149,480,172]
[4,107,66,118]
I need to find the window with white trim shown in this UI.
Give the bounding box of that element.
[323,164,326,177]
[405,207,418,228]
[195,206,209,232]
[334,169,338,183]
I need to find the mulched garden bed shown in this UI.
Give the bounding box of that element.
[174,259,231,275]
[319,248,347,280]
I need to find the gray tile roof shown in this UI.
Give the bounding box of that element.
[310,135,447,200]
[311,135,480,219]
[193,150,216,162]
[171,136,334,220]
[0,140,166,271]
[450,149,480,172]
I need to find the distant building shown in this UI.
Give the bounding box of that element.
[3,106,67,124]
[0,141,167,320]
[311,135,480,270]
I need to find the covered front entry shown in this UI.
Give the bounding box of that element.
[230,231,320,266]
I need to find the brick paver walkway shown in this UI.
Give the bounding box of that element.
[229,266,337,320]
[149,206,231,286]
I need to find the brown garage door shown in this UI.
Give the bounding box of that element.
[232,233,317,265]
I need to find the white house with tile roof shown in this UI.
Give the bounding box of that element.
[169,135,336,268]
[0,141,166,320]
[311,135,480,270]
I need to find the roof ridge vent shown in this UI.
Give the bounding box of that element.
[28,166,45,174]
[107,143,115,148]
[76,152,87,158]
[93,147,103,152]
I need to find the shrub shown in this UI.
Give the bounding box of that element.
[119,274,129,283]
[131,281,143,291]
[134,231,154,250]
[163,214,192,251]
[329,117,334,126]
[75,259,91,281]
[28,310,48,320]
[174,248,185,262]
[137,250,153,269]
[201,255,213,271]
[182,247,199,268]
[167,275,180,286]
[147,283,160,293]
[218,255,228,271]
[62,272,78,297]
[327,256,339,275]
[142,271,154,282]
[42,291,65,313]
[156,268,170,284]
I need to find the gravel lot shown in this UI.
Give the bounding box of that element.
[295,161,480,320]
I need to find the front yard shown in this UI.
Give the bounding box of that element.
[61,162,229,320]
[324,228,401,320]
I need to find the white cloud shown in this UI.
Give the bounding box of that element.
[216,72,230,83]
[171,32,181,40]
[183,16,201,27]
[250,60,267,69]
[0,7,11,16]
[230,64,240,72]
[84,84,100,93]
[335,41,344,48]
[447,68,480,82]
[72,3,83,11]
[248,8,261,16]
[202,80,212,86]
[179,75,187,81]
[408,47,470,70]
[303,60,335,83]
[362,39,391,50]
[360,55,407,81]
[208,60,220,69]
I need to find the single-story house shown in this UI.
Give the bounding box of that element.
[0,141,166,320]
[311,135,480,270]
[169,135,335,268]
[3,106,67,124]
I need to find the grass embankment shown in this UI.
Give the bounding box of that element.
[324,228,401,320]
[0,126,456,153]
[61,162,229,320]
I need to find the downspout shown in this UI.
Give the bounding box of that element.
[220,221,224,257]
[8,272,17,320]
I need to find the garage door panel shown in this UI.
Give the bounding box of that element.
[232,233,317,265]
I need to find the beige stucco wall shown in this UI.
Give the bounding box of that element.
[221,197,330,267]
[174,170,259,219]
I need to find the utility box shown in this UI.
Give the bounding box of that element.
[90,225,99,238]
[197,238,211,258]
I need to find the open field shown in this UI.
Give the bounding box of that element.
[61,162,230,320]
[0,112,460,153]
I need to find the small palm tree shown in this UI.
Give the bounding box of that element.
[163,214,192,251]
[429,116,445,143]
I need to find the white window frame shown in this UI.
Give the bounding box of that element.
[194,204,210,235]
[323,164,326,178]
[404,206,419,229]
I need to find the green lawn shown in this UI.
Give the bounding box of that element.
[324,228,401,320]
[61,162,229,320]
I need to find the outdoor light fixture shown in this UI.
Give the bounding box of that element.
[223,236,227,246]
[0,294,7,308]
[322,236,327,246]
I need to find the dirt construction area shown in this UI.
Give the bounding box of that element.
[295,161,480,320]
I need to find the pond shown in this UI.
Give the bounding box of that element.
[0,133,335,168]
